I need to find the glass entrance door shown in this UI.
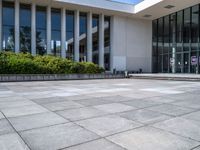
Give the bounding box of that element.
[176,54,182,73]
[183,53,189,73]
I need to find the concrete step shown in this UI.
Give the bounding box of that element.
[129,73,200,81]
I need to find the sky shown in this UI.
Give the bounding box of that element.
[111,0,143,5]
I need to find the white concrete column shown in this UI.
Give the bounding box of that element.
[0,0,2,51]
[99,14,104,68]
[47,5,51,55]
[110,16,114,72]
[61,8,66,58]
[15,0,20,53]
[31,3,36,55]
[74,10,80,62]
[87,12,92,62]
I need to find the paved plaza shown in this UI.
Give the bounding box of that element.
[0,79,200,150]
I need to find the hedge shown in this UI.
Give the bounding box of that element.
[0,52,105,74]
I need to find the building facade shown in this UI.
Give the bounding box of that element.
[0,0,200,73]
[153,4,200,74]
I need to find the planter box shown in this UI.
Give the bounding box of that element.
[0,74,125,82]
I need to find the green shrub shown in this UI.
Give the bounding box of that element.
[0,52,105,74]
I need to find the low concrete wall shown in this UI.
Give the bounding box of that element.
[0,74,125,82]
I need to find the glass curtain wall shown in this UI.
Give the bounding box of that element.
[20,4,31,53]
[2,1,15,51]
[152,4,200,74]
[92,14,99,64]
[66,10,74,60]
[51,9,61,57]
[104,16,111,70]
[79,12,87,62]
[36,6,47,55]
[152,20,158,73]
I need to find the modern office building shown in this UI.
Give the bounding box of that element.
[0,0,200,73]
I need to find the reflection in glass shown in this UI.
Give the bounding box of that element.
[36,6,47,55]
[51,9,61,57]
[20,4,31,53]
[163,15,169,54]
[176,11,183,52]
[79,13,87,62]
[183,53,189,73]
[158,18,163,56]
[191,5,199,51]
[92,14,99,64]
[104,16,111,70]
[66,11,74,60]
[183,8,190,52]
[176,53,182,73]
[153,4,200,74]
[2,2,15,51]
[152,20,158,73]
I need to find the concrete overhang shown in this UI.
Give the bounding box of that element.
[18,0,200,20]
[53,0,200,20]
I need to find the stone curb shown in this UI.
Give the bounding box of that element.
[0,74,125,82]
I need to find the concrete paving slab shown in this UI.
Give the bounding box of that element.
[166,93,200,101]
[1,79,200,149]
[107,127,199,150]
[64,139,125,150]
[0,119,15,135]
[0,100,36,109]
[32,97,69,104]
[182,111,200,122]
[76,115,143,137]
[144,96,176,103]
[8,112,68,131]
[153,117,200,141]
[20,123,99,150]
[122,99,161,109]
[42,101,83,111]
[0,133,30,150]
[94,103,136,114]
[99,96,132,103]
[76,98,112,106]
[57,107,108,121]
[0,96,29,102]
[172,99,200,109]
[2,104,49,118]
[193,146,200,150]
[119,109,171,124]
[0,112,5,120]
[147,104,194,116]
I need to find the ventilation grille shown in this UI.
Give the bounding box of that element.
[164,5,175,9]
[143,14,152,18]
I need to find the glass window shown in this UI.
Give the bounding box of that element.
[163,54,169,73]
[79,12,87,62]
[2,2,15,51]
[176,53,182,73]
[36,6,47,55]
[176,11,183,52]
[191,5,199,51]
[163,15,170,54]
[152,20,158,73]
[183,8,191,52]
[190,51,198,73]
[51,9,61,57]
[169,13,176,54]
[92,14,99,65]
[153,4,200,74]
[158,18,163,55]
[20,4,31,53]
[104,16,111,70]
[66,10,74,60]
[183,53,189,73]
